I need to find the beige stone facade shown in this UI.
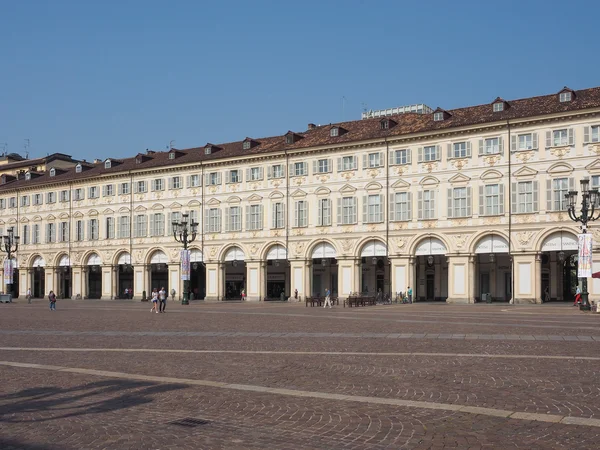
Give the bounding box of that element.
[2,87,600,303]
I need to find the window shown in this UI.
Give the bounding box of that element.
[418,190,436,220]
[33,224,40,244]
[73,188,84,201]
[206,208,221,233]
[60,190,69,202]
[169,152,175,160]
[187,210,199,230]
[364,194,384,223]
[75,164,82,173]
[0,199,4,209]
[269,165,284,179]
[560,92,572,102]
[46,192,56,204]
[22,225,29,245]
[49,168,56,177]
[88,186,99,199]
[188,174,200,187]
[592,175,600,189]
[591,125,600,143]
[118,216,130,238]
[75,220,84,241]
[480,184,504,216]
[169,176,182,190]
[317,199,332,226]
[207,172,221,185]
[448,187,471,218]
[451,142,470,158]
[423,145,437,162]
[315,159,331,174]
[286,135,294,144]
[20,196,30,207]
[433,112,444,121]
[247,205,263,230]
[390,192,411,221]
[46,223,56,243]
[58,222,69,242]
[294,201,308,227]
[513,181,538,213]
[272,202,285,229]
[227,170,241,183]
[493,102,504,112]
[103,184,114,196]
[292,162,308,176]
[330,128,339,137]
[365,152,383,168]
[25,172,31,180]
[391,149,410,165]
[484,138,500,155]
[149,213,164,236]
[548,178,572,211]
[225,206,242,232]
[106,217,115,239]
[89,219,99,240]
[9,197,17,208]
[553,129,568,147]
[136,181,147,193]
[380,120,389,130]
[338,197,357,225]
[119,182,130,195]
[104,160,112,169]
[341,156,356,171]
[168,212,181,235]
[518,134,534,150]
[205,147,211,155]
[248,167,263,181]
[243,141,251,150]
[134,215,147,237]
[151,179,164,191]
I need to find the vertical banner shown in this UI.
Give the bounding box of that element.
[3,259,13,285]
[578,233,593,278]
[180,249,191,281]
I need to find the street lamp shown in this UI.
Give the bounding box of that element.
[172,213,198,305]
[566,180,600,311]
[2,227,20,297]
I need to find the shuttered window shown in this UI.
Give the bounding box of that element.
[546,177,574,211]
[224,206,242,232]
[314,159,332,174]
[117,216,130,238]
[511,181,539,213]
[363,152,384,168]
[205,208,221,233]
[389,149,411,165]
[478,184,504,216]
[317,198,332,226]
[294,201,308,227]
[106,217,115,239]
[545,129,574,148]
[272,202,285,229]
[337,197,357,225]
[246,205,263,230]
[389,192,411,221]
[149,213,165,236]
[75,220,84,241]
[417,190,436,220]
[337,156,357,171]
[363,194,384,223]
[134,215,147,237]
[447,187,471,218]
[448,142,471,159]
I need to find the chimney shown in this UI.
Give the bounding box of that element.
[307,123,316,130]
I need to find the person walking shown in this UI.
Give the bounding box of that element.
[544,286,550,303]
[241,288,246,301]
[294,288,298,301]
[26,288,32,304]
[48,290,57,311]
[159,286,167,313]
[323,287,332,308]
[574,285,582,306]
[150,288,159,313]
[407,286,413,304]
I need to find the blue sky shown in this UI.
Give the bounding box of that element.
[1,0,599,161]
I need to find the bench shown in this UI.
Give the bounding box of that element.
[305,296,339,307]
[344,295,377,308]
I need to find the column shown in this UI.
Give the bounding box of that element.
[246,261,261,302]
[337,257,353,299]
[82,267,89,299]
[260,261,267,301]
[408,256,416,301]
[45,267,54,295]
[391,256,410,298]
[112,266,118,299]
[468,255,476,304]
[289,259,305,301]
[304,259,312,298]
[204,262,220,301]
[512,253,537,304]
[134,265,146,299]
[446,254,470,304]
[535,252,542,304]
[434,258,442,301]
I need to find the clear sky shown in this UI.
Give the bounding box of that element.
[1,0,599,161]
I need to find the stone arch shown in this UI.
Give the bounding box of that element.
[353,236,387,258]
[308,240,338,259]
[28,254,46,268]
[113,250,132,266]
[220,245,246,262]
[85,252,102,266]
[262,242,288,260]
[409,234,451,255]
[145,248,169,265]
[535,228,579,253]
[467,230,510,254]
[471,233,510,254]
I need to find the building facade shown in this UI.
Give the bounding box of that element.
[2,86,600,303]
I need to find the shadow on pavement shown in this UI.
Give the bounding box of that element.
[0,378,186,423]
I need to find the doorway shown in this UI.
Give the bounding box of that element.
[426,273,435,300]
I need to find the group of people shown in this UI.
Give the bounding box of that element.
[150,287,169,313]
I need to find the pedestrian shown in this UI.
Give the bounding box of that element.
[377,288,383,304]
[323,287,332,308]
[159,286,167,313]
[48,290,57,311]
[544,286,550,303]
[150,288,159,313]
[407,286,413,304]
[26,288,32,304]
[170,288,176,302]
[294,288,298,301]
[241,288,246,301]
[574,285,581,306]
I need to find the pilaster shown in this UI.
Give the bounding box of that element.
[446,254,470,304]
[512,253,538,304]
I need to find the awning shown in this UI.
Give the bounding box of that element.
[592,271,600,279]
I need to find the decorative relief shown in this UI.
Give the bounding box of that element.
[368,169,379,179]
[251,183,260,190]
[209,246,219,259]
[135,250,144,264]
[516,231,534,246]
[170,248,179,260]
[342,172,355,181]
[209,186,217,194]
[272,230,281,237]
[422,162,437,173]
[483,155,501,167]
[515,214,536,224]
[393,222,406,230]
[395,166,407,176]
[319,227,328,234]
[250,244,259,255]
[514,151,535,163]
[548,212,566,222]
[319,175,329,183]
[589,144,600,155]
[450,219,466,227]
[453,234,467,249]
[340,239,355,254]
[483,216,501,225]
[293,242,305,256]
[292,228,305,236]
[550,146,571,159]
[229,184,238,192]
[423,221,437,229]
[394,238,406,251]
[451,159,468,170]
[591,228,600,244]
[294,177,306,186]
[190,188,199,196]
[72,252,83,264]
[271,180,282,188]
[103,250,112,263]
[368,223,377,232]
[343,226,355,233]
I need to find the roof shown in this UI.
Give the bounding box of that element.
[2,86,600,192]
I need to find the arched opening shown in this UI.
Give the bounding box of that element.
[474,234,511,302]
[311,243,338,297]
[57,255,72,299]
[86,253,102,299]
[359,240,389,297]
[265,244,289,301]
[190,249,205,300]
[31,256,46,298]
[414,237,448,301]
[224,247,246,300]
[540,231,578,302]
[149,251,169,292]
[117,252,133,298]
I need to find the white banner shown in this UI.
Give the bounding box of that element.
[578,233,593,278]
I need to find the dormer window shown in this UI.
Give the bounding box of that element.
[560,92,572,102]
[104,159,112,169]
[75,163,82,173]
[136,156,142,164]
[493,102,504,112]
[169,152,175,160]
[205,146,212,155]
[243,141,251,150]
[432,108,451,122]
[286,135,294,144]
[25,172,31,180]
[433,112,444,121]
[380,120,389,130]
[330,128,339,137]
[49,168,56,177]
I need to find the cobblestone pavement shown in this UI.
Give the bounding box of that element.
[1,300,599,449]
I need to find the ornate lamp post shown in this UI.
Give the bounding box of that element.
[2,227,20,297]
[566,179,600,311]
[172,213,198,305]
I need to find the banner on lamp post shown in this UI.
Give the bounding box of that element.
[180,249,191,281]
[578,233,593,278]
[3,258,13,285]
